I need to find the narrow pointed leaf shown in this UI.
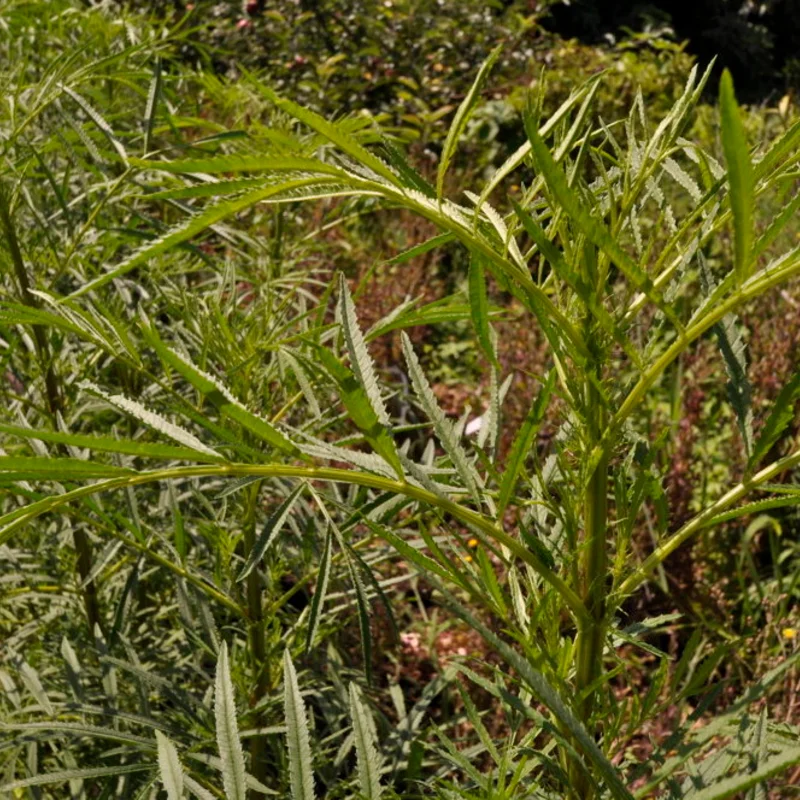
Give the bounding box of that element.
[437,44,502,200]
[85,383,221,458]
[257,85,400,188]
[349,683,383,799]
[749,369,800,470]
[0,422,224,463]
[306,525,333,652]
[439,588,634,800]
[527,125,681,330]
[0,455,133,481]
[131,153,349,178]
[283,650,316,800]
[156,730,185,800]
[313,346,403,479]
[70,177,341,298]
[60,84,128,163]
[719,69,754,284]
[401,333,481,505]
[338,273,390,425]
[143,57,162,154]
[468,254,498,367]
[498,370,555,516]
[238,483,305,580]
[215,642,247,800]
[687,748,800,800]
[18,658,54,715]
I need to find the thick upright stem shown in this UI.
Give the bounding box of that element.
[576,449,608,720]
[571,363,609,797]
[243,481,269,796]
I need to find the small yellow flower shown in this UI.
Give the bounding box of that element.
[465,555,473,563]
[467,538,479,548]
[782,627,797,639]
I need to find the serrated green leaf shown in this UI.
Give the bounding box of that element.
[156,730,184,800]
[338,273,391,425]
[349,683,383,799]
[70,177,342,298]
[238,483,305,581]
[751,190,800,264]
[686,748,800,800]
[257,84,400,188]
[84,382,221,458]
[719,69,754,285]
[313,345,403,480]
[527,124,681,331]
[215,642,247,800]
[0,765,149,792]
[283,650,316,800]
[0,422,224,464]
[60,84,128,163]
[401,333,482,505]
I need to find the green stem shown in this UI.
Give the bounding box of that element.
[0,463,590,624]
[571,356,609,799]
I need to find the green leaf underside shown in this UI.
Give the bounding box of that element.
[283,650,316,800]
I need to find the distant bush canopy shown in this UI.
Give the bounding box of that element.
[543,0,800,100]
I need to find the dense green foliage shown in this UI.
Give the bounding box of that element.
[2,2,800,799]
